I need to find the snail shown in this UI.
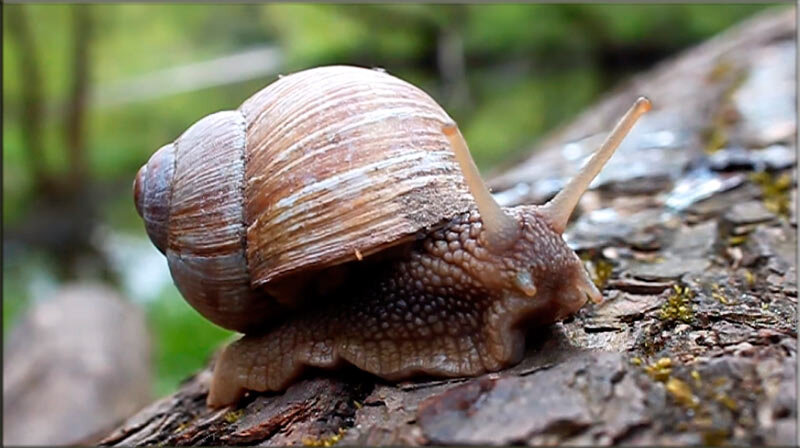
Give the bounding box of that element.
[133,65,651,407]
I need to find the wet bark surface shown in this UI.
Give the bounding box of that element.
[101,8,796,446]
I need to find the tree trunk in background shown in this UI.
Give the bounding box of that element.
[64,5,92,190]
[100,8,796,446]
[6,5,48,194]
[6,5,108,281]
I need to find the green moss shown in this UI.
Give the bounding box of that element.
[750,171,792,217]
[660,285,695,323]
[638,355,747,446]
[644,357,673,382]
[715,392,738,411]
[691,369,702,386]
[702,61,748,154]
[704,125,729,155]
[303,428,347,447]
[223,409,244,424]
[173,420,192,434]
[580,252,614,290]
[727,234,748,246]
[147,287,233,397]
[701,429,731,447]
[742,269,756,288]
[667,377,700,409]
[711,283,733,306]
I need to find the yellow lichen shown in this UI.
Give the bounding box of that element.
[711,376,729,388]
[691,370,702,386]
[667,377,700,409]
[644,357,673,382]
[702,429,730,446]
[715,392,739,411]
[705,126,729,154]
[593,259,614,289]
[727,234,748,246]
[742,269,756,288]
[630,357,642,366]
[693,414,713,429]
[303,428,347,447]
[580,254,614,289]
[660,285,695,322]
[750,171,792,216]
[223,410,244,424]
[702,63,748,154]
[711,284,731,305]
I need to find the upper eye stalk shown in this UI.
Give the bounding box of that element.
[444,97,652,245]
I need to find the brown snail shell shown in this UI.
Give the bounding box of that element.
[134,66,474,332]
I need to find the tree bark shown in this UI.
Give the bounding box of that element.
[101,7,796,446]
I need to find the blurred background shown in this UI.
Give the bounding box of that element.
[2,3,778,409]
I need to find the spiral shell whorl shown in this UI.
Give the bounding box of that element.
[134,143,175,253]
[240,66,474,287]
[159,111,281,332]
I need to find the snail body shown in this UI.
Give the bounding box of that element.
[134,65,651,407]
[135,66,475,332]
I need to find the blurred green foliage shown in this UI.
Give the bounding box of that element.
[2,3,774,397]
[148,288,233,396]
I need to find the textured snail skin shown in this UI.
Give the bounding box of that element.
[208,207,599,407]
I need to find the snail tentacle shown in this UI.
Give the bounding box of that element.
[443,124,520,251]
[540,97,651,234]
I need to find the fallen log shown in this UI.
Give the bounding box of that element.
[101,7,796,446]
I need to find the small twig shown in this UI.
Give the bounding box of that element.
[398,377,470,391]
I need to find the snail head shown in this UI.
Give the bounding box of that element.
[442,97,651,318]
